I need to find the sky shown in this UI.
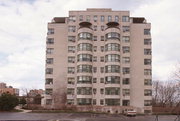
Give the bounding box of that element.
[0,0,180,90]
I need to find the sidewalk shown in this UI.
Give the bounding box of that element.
[15,106,32,113]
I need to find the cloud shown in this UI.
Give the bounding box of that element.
[132,0,180,80]
[0,0,179,91]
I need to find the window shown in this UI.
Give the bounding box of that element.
[45,78,53,84]
[101,15,105,22]
[123,89,130,96]
[100,99,104,105]
[123,78,130,85]
[46,48,54,54]
[144,89,152,96]
[144,29,151,35]
[67,78,75,85]
[144,100,152,106]
[86,15,90,22]
[77,87,92,95]
[45,88,53,95]
[93,99,96,105]
[105,43,120,51]
[122,36,130,43]
[47,38,54,44]
[105,87,120,95]
[105,65,120,73]
[105,76,120,84]
[108,15,112,22]
[101,36,104,41]
[101,46,104,52]
[93,56,97,62]
[122,26,130,32]
[144,79,152,85]
[115,16,119,22]
[144,39,151,45]
[122,100,130,106]
[77,98,92,105]
[68,26,76,32]
[122,57,130,64]
[46,68,53,74]
[93,25,97,31]
[77,54,92,62]
[68,56,75,63]
[122,16,129,22]
[144,69,152,75]
[100,89,104,94]
[46,99,52,105]
[101,26,104,31]
[69,16,76,22]
[68,36,76,42]
[105,99,120,106]
[93,67,97,73]
[93,88,97,94]
[93,36,97,41]
[93,78,97,83]
[46,58,53,64]
[93,46,97,52]
[68,46,75,53]
[67,88,74,95]
[100,67,104,73]
[122,68,130,74]
[100,57,104,62]
[78,32,93,40]
[105,54,120,62]
[77,76,92,84]
[47,28,54,34]
[79,15,83,21]
[77,65,92,73]
[144,49,151,55]
[105,32,120,40]
[68,67,75,74]
[144,59,151,65]
[122,46,130,53]
[67,99,74,105]
[100,78,104,83]
[93,15,97,22]
[77,43,92,51]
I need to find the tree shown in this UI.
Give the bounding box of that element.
[19,98,26,105]
[33,94,41,104]
[0,93,19,111]
[152,80,179,107]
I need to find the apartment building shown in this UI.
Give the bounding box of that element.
[44,8,152,114]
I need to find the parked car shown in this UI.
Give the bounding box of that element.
[124,109,137,116]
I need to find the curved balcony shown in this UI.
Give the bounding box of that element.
[105,54,121,65]
[105,22,120,30]
[79,22,92,29]
[104,43,121,53]
[78,22,93,34]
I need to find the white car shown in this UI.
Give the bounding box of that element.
[124,109,137,116]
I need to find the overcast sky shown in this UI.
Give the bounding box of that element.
[0,0,180,90]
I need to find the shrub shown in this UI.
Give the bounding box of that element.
[0,93,19,111]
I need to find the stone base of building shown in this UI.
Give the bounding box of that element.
[42,104,152,114]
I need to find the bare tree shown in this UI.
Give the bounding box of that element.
[152,80,179,107]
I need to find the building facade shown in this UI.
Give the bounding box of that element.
[0,82,19,96]
[44,8,152,113]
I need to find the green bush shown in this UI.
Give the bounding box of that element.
[19,98,26,105]
[0,93,19,111]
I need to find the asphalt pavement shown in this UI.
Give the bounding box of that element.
[0,112,178,121]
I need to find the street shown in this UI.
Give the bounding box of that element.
[0,112,178,121]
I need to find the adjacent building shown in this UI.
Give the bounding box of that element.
[0,82,19,96]
[44,8,152,113]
